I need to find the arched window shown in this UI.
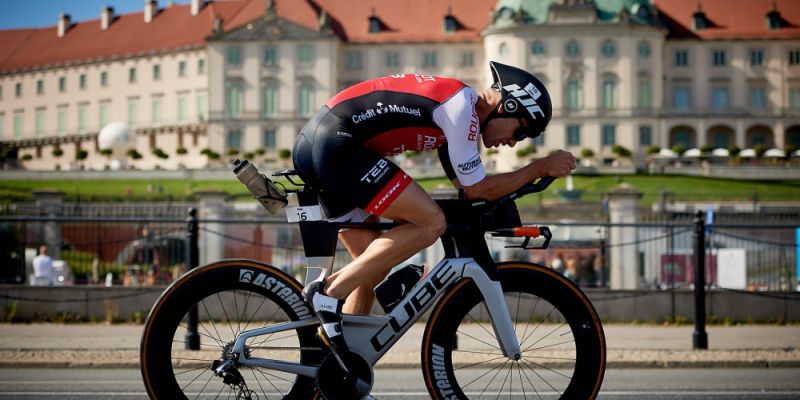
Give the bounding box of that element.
[566,40,580,57]
[531,41,546,55]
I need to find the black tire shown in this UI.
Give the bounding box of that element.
[140,259,323,399]
[421,262,605,399]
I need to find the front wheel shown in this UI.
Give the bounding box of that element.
[421,262,605,399]
[140,259,322,399]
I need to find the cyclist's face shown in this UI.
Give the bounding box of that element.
[482,118,525,148]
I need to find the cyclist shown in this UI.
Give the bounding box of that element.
[296,61,577,364]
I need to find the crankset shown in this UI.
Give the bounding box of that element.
[316,352,373,400]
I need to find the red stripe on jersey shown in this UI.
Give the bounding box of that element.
[362,127,447,156]
[366,171,412,215]
[326,74,466,108]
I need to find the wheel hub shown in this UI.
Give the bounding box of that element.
[316,352,373,400]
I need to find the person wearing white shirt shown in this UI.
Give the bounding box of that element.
[32,245,53,286]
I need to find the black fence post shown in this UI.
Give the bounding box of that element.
[185,207,200,350]
[693,211,708,350]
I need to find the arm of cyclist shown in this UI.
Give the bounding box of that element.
[458,150,576,202]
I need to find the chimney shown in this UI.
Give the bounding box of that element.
[191,0,204,16]
[57,13,71,37]
[144,0,157,23]
[101,6,114,30]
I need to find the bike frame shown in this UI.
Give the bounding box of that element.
[229,187,524,378]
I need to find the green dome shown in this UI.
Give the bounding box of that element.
[492,0,657,26]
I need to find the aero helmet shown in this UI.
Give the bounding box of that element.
[488,61,552,141]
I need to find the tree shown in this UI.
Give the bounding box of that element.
[700,144,714,154]
[176,147,188,155]
[243,152,255,159]
[671,144,686,156]
[727,145,740,158]
[278,148,291,160]
[753,144,767,158]
[646,145,660,155]
[580,148,595,158]
[611,145,631,158]
[254,148,266,156]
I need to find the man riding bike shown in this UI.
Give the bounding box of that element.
[294,61,577,368]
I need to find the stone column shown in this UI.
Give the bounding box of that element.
[195,190,227,266]
[33,190,65,260]
[607,183,643,289]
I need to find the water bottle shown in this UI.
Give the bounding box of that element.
[232,159,288,214]
[374,264,425,313]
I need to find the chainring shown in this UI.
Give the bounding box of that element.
[316,352,373,400]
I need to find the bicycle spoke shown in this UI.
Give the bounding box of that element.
[513,292,522,339]
[251,332,298,349]
[180,366,209,392]
[517,360,543,400]
[454,355,508,372]
[172,339,221,350]
[522,322,570,353]
[177,324,226,348]
[518,295,540,349]
[213,382,226,400]
[464,305,500,346]
[456,328,500,351]
[215,293,238,339]
[200,300,227,344]
[453,349,508,357]
[240,293,269,334]
[460,358,507,389]
[478,359,508,397]
[520,358,563,396]
[174,365,212,376]
[494,361,511,400]
[253,365,284,394]
[250,368,269,399]
[233,289,241,336]
[516,361,528,400]
[523,338,576,353]
[254,367,296,384]
[193,372,215,400]
[520,305,558,349]
[245,298,286,348]
[521,358,573,380]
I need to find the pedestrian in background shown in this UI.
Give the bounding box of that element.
[551,252,565,274]
[563,256,578,283]
[32,245,53,286]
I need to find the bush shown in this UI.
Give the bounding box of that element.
[580,148,595,158]
[727,146,741,157]
[646,145,660,155]
[226,148,240,157]
[206,150,220,160]
[21,154,33,161]
[200,148,212,156]
[611,145,631,158]
[785,144,798,155]
[671,144,686,156]
[176,147,188,155]
[127,149,143,160]
[76,150,88,160]
[152,148,169,159]
[700,144,714,154]
[486,148,499,156]
[243,152,255,159]
[52,147,64,157]
[753,144,767,158]
[278,148,291,160]
[515,145,536,158]
[254,148,266,156]
[99,148,113,157]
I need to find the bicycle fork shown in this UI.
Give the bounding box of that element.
[463,265,522,360]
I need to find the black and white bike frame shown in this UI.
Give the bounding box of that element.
[229,190,523,378]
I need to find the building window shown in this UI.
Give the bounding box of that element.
[790,50,800,65]
[298,83,313,117]
[177,95,188,123]
[788,88,800,110]
[57,106,67,135]
[129,67,137,83]
[385,51,400,68]
[674,87,691,110]
[461,51,474,67]
[712,50,727,66]
[711,130,730,148]
[227,85,242,118]
[567,125,580,146]
[100,71,108,87]
[639,126,652,146]
[198,59,206,74]
[153,65,161,81]
[750,86,767,111]
[750,49,764,66]
[422,51,438,68]
[59,77,66,92]
[227,130,241,150]
[264,46,278,66]
[566,79,580,110]
[197,93,208,122]
[13,111,23,139]
[78,104,88,134]
[263,129,276,149]
[498,43,509,57]
[227,47,242,66]
[15,82,22,98]
[128,99,138,129]
[751,131,768,146]
[262,82,278,117]
[346,51,362,70]
[444,15,457,33]
[601,40,616,58]
[369,16,382,33]
[711,86,729,110]
[36,80,44,95]
[602,124,616,146]
[151,97,162,127]
[531,41,545,55]
[35,109,45,136]
[566,40,580,57]
[178,61,187,77]
[297,44,314,64]
[99,101,110,127]
[638,41,651,58]
[675,50,688,66]
[602,78,616,109]
[79,74,87,90]
[674,130,692,148]
[638,79,652,109]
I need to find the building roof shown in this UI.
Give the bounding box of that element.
[0,1,249,74]
[654,0,800,40]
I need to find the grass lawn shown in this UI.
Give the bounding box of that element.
[1,174,799,206]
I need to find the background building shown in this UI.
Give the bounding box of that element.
[1,0,799,171]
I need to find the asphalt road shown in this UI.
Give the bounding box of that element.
[0,368,797,399]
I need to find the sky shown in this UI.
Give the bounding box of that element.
[0,0,192,29]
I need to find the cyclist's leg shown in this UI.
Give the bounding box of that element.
[338,214,385,314]
[324,182,445,299]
